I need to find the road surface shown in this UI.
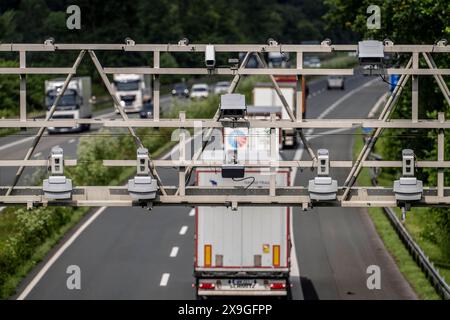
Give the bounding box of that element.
[3,75,417,299]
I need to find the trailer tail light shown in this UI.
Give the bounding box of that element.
[199,282,215,290]
[270,282,286,290]
[273,245,280,267]
[204,244,212,267]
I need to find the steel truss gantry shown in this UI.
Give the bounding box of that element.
[0,41,449,209]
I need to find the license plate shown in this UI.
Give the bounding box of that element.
[231,279,255,288]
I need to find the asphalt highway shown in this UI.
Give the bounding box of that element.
[3,75,417,299]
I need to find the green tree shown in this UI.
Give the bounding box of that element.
[324,0,450,255]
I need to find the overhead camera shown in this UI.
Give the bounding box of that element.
[321,38,332,46]
[124,37,135,46]
[358,40,384,65]
[436,39,448,47]
[221,164,245,179]
[205,44,215,69]
[228,58,240,71]
[128,148,158,200]
[393,149,423,203]
[42,147,73,200]
[383,38,394,47]
[267,38,278,46]
[219,93,246,120]
[308,149,338,201]
[44,37,55,46]
[178,38,189,46]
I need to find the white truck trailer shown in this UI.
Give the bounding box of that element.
[194,107,291,299]
[253,77,306,149]
[45,77,92,133]
[112,74,151,113]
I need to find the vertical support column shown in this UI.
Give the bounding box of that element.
[153,51,160,121]
[179,112,186,197]
[296,51,303,122]
[437,112,445,199]
[412,52,419,123]
[270,113,277,197]
[19,51,26,122]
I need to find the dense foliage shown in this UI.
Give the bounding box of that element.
[324,0,450,256]
[0,0,333,116]
[1,0,328,44]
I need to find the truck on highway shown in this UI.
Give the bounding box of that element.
[252,76,307,149]
[194,107,291,299]
[112,74,151,113]
[45,77,92,133]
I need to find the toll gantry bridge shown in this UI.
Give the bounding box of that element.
[0,40,449,210]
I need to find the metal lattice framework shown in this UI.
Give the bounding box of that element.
[0,42,449,208]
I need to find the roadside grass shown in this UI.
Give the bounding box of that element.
[0,129,19,138]
[0,207,88,299]
[392,207,450,284]
[353,128,441,299]
[92,97,113,113]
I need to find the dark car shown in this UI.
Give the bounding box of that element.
[139,100,153,119]
[171,83,189,98]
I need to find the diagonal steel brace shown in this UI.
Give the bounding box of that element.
[341,57,413,200]
[88,50,167,195]
[422,53,450,106]
[6,50,87,196]
[254,52,317,163]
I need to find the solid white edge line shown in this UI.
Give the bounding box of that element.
[16,206,107,300]
[170,246,179,258]
[179,226,188,235]
[160,273,170,286]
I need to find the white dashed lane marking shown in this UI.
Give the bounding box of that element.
[170,247,179,257]
[160,273,170,286]
[68,139,76,144]
[189,209,195,216]
[179,226,188,235]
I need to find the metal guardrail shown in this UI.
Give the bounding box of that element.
[364,92,450,299]
[367,154,450,299]
[382,206,450,300]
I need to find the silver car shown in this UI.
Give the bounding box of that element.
[327,76,345,90]
[214,81,230,95]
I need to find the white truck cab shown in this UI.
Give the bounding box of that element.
[45,77,92,133]
[112,74,151,113]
